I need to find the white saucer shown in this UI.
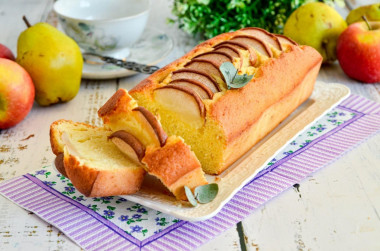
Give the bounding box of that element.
[82,27,173,79]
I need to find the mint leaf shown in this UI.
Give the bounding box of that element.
[220,62,237,87]
[228,74,254,89]
[184,186,198,207]
[194,183,219,204]
[220,62,254,90]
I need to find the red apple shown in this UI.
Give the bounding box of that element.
[0,43,15,61]
[0,59,35,129]
[337,21,380,83]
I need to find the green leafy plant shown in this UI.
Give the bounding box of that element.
[220,62,254,89]
[185,183,219,207]
[168,0,344,39]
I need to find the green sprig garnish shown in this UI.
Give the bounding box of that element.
[220,62,254,89]
[185,183,219,207]
[168,0,344,39]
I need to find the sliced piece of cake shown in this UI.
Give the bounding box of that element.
[142,136,207,201]
[50,119,146,197]
[98,89,208,200]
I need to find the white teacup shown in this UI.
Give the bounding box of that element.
[54,0,150,56]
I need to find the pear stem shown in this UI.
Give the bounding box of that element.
[22,16,31,28]
[362,15,371,30]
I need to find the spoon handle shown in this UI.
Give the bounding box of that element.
[83,52,160,74]
[102,56,160,74]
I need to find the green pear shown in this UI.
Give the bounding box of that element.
[284,2,347,63]
[17,22,83,106]
[346,3,380,25]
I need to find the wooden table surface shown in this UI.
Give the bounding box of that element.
[0,0,379,250]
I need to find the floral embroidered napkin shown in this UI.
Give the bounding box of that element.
[1,94,379,251]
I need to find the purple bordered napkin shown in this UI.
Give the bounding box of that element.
[1,94,380,251]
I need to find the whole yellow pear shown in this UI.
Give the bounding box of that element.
[284,2,347,63]
[346,3,380,25]
[17,22,83,106]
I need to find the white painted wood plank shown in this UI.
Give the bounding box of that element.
[242,134,380,251]
[197,226,242,251]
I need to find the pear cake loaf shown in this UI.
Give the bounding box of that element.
[130,27,323,175]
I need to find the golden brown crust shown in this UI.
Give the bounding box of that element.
[169,167,208,200]
[90,166,145,197]
[142,137,201,186]
[50,120,66,155]
[63,151,99,197]
[63,151,145,197]
[54,153,67,178]
[98,89,136,122]
[142,136,206,200]
[221,61,321,173]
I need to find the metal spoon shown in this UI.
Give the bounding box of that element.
[82,52,160,74]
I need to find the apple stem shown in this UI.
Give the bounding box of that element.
[362,15,371,30]
[22,16,31,28]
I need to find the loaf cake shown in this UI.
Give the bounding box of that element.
[129,27,323,174]
[98,89,208,200]
[49,27,322,201]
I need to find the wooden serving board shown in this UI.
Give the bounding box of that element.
[121,81,351,221]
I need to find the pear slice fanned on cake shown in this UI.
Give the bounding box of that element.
[240,27,282,51]
[193,51,233,66]
[231,35,273,57]
[98,89,167,148]
[153,85,206,129]
[171,69,221,93]
[132,106,168,147]
[213,45,244,68]
[213,45,240,58]
[214,41,257,65]
[169,79,213,99]
[275,34,298,46]
[184,58,224,83]
[109,130,146,164]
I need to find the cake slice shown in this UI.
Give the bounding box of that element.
[98,89,208,200]
[50,119,146,197]
[142,136,207,200]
